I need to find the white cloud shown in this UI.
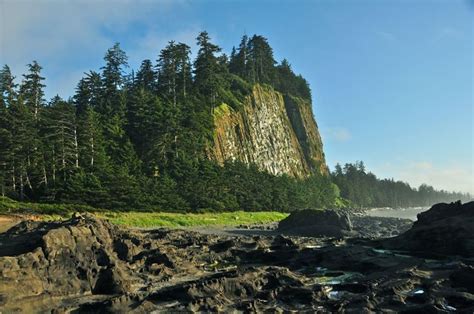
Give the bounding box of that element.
[0,0,195,98]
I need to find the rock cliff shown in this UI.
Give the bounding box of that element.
[210,85,328,177]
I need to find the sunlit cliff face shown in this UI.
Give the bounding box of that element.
[210,84,328,178]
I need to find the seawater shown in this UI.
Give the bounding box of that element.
[365,207,428,221]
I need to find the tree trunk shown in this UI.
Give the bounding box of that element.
[74,126,79,168]
[19,172,24,201]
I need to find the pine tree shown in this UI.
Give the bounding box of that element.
[8,95,35,200]
[126,86,163,163]
[229,35,248,78]
[15,62,47,199]
[76,106,109,173]
[175,43,192,104]
[246,35,276,85]
[41,96,79,185]
[74,71,102,115]
[193,31,223,108]
[99,43,128,117]
[157,41,192,107]
[20,61,45,121]
[0,65,16,196]
[135,59,156,92]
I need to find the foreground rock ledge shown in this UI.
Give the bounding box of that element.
[383,201,474,257]
[0,204,473,312]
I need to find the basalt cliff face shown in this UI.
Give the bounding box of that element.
[210,85,328,177]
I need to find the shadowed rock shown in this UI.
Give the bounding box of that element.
[383,201,474,257]
[277,209,354,238]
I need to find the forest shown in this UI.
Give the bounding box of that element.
[332,161,471,208]
[0,32,470,212]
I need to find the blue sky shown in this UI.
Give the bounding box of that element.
[1,0,472,194]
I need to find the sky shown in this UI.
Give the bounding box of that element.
[1,0,472,194]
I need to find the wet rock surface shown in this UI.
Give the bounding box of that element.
[0,203,473,312]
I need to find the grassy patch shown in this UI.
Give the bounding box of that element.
[0,197,288,228]
[0,196,99,216]
[96,211,288,228]
[213,102,232,120]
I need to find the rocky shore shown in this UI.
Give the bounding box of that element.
[0,202,473,312]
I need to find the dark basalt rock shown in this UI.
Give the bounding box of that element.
[277,209,354,238]
[383,201,474,257]
[1,209,473,312]
[0,213,135,309]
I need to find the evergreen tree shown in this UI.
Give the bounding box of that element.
[126,86,163,166]
[8,95,35,200]
[246,35,276,85]
[76,106,108,173]
[41,96,79,185]
[16,62,46,199]
[0,65,17,107]
[157,41,192,106]
[20,61,45,120]
[74,71,102,115]
[229,35,248,78]
[0,65,16,196]
[193,31,223,108]
[275,59,311,100]
[135,59,156,92]
[99,43,128,116]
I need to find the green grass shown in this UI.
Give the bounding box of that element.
[96,211,288,228]
[0,197,288,228]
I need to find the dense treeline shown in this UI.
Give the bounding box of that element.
[1,32,468,212]
[0,32,335,212]
[332,161,472,208]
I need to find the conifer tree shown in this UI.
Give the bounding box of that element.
[0,65,16,196]
[99,43,128,117]
[8,95,35,200]
[229,35,248,78]
[20,61,45,121]
[41,96,79,184]
[193,31,223,108]
[74,71,102,115]
[246,35,276,84]
[135,59,156,92]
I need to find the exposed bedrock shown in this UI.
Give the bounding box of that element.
[210,84,328,177]
[0,203,473,312]
[383,201,474,257]
[277,209,354,238]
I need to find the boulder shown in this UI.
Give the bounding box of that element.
[277,209,353,238]
[0,213,135,309]
[383,201,474,257]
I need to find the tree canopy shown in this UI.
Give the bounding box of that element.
[0,32,468,211]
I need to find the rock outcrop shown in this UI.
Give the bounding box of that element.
[210,85,328,177]
[383,201,474,257]
[278,209,354,238]
[1,213,474,312]
[0,214,136,311]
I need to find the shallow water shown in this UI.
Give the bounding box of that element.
[366,207,428,221]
